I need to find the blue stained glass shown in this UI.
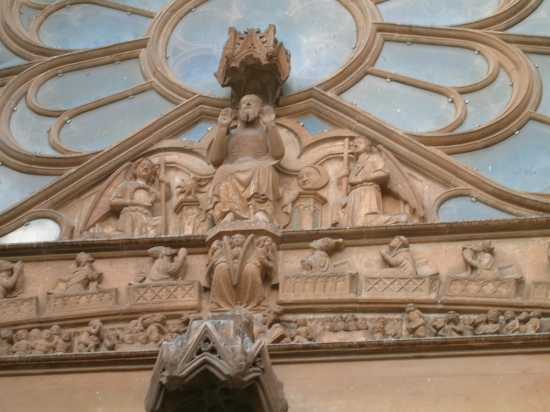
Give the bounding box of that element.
[59,89,175,152]
[111,0,171,12]
[341,75,456,133]
[378,0,501,27]
[376,42,489,87]
[453,120,550,193]
[10,98,58,156]
[36,59,145,111]
[168,0,357,96]
[456,70,512,132]
[438,196,514,222]
[297,114,334,135]
[0,219,61,244]
[529,54,550,117]
[178,121,215,142]
[39,4,151,50]
[0,41,25,70]
[0,165,56,212]
[508,0,550,37]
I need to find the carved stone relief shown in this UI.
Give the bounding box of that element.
[0,260,36,323]
[0,260,24,299]
[445,240,524,300]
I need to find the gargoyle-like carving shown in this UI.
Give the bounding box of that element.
[134,247,187,284]
[215,25,291,105]
[49,252,102,294]
[0,260,23,299]
[145,310,288,412]
[207,94,287,226]
[338,137,424,227]
[207,234,277,310]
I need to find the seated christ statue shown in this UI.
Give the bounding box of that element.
[207,94,285,225]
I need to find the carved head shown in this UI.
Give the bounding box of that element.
[405,303,418,314]
[0,329,13,343]
[88,319,104,336]
[131,158,158,185]
[503,310,516,321]
[29,328,41,341]
[14,329,28,342]
[389,236,409,251]
[231,234,246,248]
[446,311,460,324]
[352,136,374,154]
[238,94,263,123]
[75,252,94,267]
[149,246,177,259]
[487,309,500,323]
[50,324,62,336]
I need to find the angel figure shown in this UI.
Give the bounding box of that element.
[340,137,424,227]
[110,158,163,237]
[207,234,277,310]
[0,260,24,299]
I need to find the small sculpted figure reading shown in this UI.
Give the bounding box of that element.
[49,252,102,294]
[207,94,285,225]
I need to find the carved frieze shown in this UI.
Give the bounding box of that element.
[46,288,118,314]
[0,297,38,323]
[128,281,201,310]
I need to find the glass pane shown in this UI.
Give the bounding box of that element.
[378,0,501,26]
[507,1,550,37]
[168,0,357,96]
[178,120,215,142]
[297,114,334,135]
[529,54,550,117]
[0,219,61,244]
[10,98,58,156]
[438,196,514,222]
[59,89,175,152]
[376,42,489,87]
[36,59,145,111]
[39,4,151,49]
[19,5,40,31]
[0,41,25,70]
[453,120,550,193]
[111,0,171,12]
[341,75,456,133]
[456,70,512,132]
[0,165,56,212]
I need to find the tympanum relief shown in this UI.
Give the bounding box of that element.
[0,260,37,323]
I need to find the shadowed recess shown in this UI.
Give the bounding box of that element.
[341,75,456,133]
[296,114,335,135]
[167,0,357,97]
[438,196,514,222]
[0,41,25,70]
[178,120,215,142]
[378,0,501,26]
[36,59,145,111]
[507,0,550,37]
[0,218,61,244]
[38,4,151,50]
[0,166,56,212]
[59,89,175,152]
[10,98,59,156]
[453,120,550,193]
[529,54,550,117]
[456,70,512,132]
[376,42,489,87]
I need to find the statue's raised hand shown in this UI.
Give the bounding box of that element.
[217,108,233,127]
[261,105,276,126]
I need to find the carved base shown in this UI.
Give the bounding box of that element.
[362,274,440,300]
[444,278,522,300]
[206,220,282,244]
[46,289,118,314]
[279,272,359,303]
[128,281,201,310]
[0,297,38,323]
